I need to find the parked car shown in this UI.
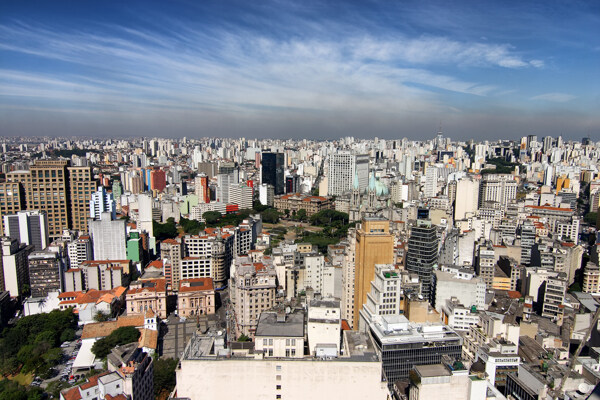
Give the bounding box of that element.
[60,342,70,348]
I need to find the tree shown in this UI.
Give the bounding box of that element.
[203,211,222,226]
[237,334,250,342]
[153,219,177,241]
[91,326,140,359]
[284,209,290,218]
[261,208,280,224]
[154,358,178,398]
[584,212,597,225]
[94,310,111,322]
[296,209,307,222]
[180,217,205,235]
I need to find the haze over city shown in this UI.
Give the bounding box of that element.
[1,0,598,140]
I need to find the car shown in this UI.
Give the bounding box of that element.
[60,342,70,348]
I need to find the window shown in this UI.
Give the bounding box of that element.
[276,365,282,371]
[276,385,281,390]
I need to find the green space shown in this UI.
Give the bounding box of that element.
[480,157,522,175]
[154,358,178,400]
[0,308,77,377]
[91,326,141,359]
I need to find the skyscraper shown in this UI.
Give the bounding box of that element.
[24,160,69,239]
[194,174,210,203]
[328,152,369,197]
[0,180,25,235]
[406,220,439,300]
[261,152,284,195]
[90,186,116,220]
[89,212,127,260]
[3,210,49,251]
[353,217,394,328]
[68,166,97,233]
[1,237,33,297]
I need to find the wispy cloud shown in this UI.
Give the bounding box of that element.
[530,92,576,102]
[0,19,542,119]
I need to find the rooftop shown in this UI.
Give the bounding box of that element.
[255,310,305,338]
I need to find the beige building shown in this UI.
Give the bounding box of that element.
[0,181,25,235]
[177,278,215,317]
[583,262,600,294]
[408,363,488,400]
[176,330,389,400]
[230,255,277,337]
[8,160,70,239]
[255,309,305,358]
[274,193,334,217]
[68,166,97,233]
[126,278,168,319]
[353,217,394,328]
[160,238,182,290]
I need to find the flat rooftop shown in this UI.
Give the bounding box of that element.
[415,364,451,378]
[368,314,462,346]
[255,310,305,338]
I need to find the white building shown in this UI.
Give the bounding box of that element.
[89,212,127,261]
[258,183,274,207]
[327,152,369,196]
[454,178,480,221]
[67,234,93,267]
[3,210,49,251]
[432,269,486,313]
[307,299,342,357]
[176,330,388,400]
[1,237,32,297]
[90,187,116,221]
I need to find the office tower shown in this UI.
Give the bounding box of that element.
[0,181,25,235]
[424,166,438,198]
[216,173,232,203]
[261,152,285,195]
[194,174,210,203]
[68,166,96,233]
[353,217,394,328]
[1,237,33,297]
[197,162,217,179]
[365,315,462,386]
[258,184,274,206]
[137,193,154,237]
[3,210,49,251]
[28,250,61,297]
[454,178,479,220]
[327,152,369,196]
[520,220,536,265]
[228,184,253,210]
[90,186,116,220]
[405,220,439,300]
[112,180,123,204]
[89,212,127,260]
[541,276,567,323]
[22,160,70,239]
[478,174,517,208]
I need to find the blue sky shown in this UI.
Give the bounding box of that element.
[0,0,598,140]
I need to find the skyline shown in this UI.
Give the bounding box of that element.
[1,0,599,140]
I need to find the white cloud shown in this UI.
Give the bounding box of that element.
[530,93,576,102]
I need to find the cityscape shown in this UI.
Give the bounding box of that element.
[1,1,599,400]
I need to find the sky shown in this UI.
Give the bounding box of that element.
[0,0,599,141]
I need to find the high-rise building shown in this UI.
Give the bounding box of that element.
[353,217,394,328]
[0,181,25,235]
[20,160,70,239]
[89,212,127,260]
[160,238,182,290]
[68,166,97,233]
[3,210,49,251]
[405,220,439,300]
[231,255,277,337]
[327,152,369,197]
[478,174,517,209]
[454,178,479,220]
[1,237,33,297]
[194,174,210,203]
[67,234,93,268]
[90,186,116,220]
[28,250,61,297]
[261,152,285,195]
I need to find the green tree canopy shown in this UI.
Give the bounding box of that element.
[91,326,141,359]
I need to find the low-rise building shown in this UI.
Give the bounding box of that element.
[177,278,215,317]
[126,279,168,319]
[274,193,334,217]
